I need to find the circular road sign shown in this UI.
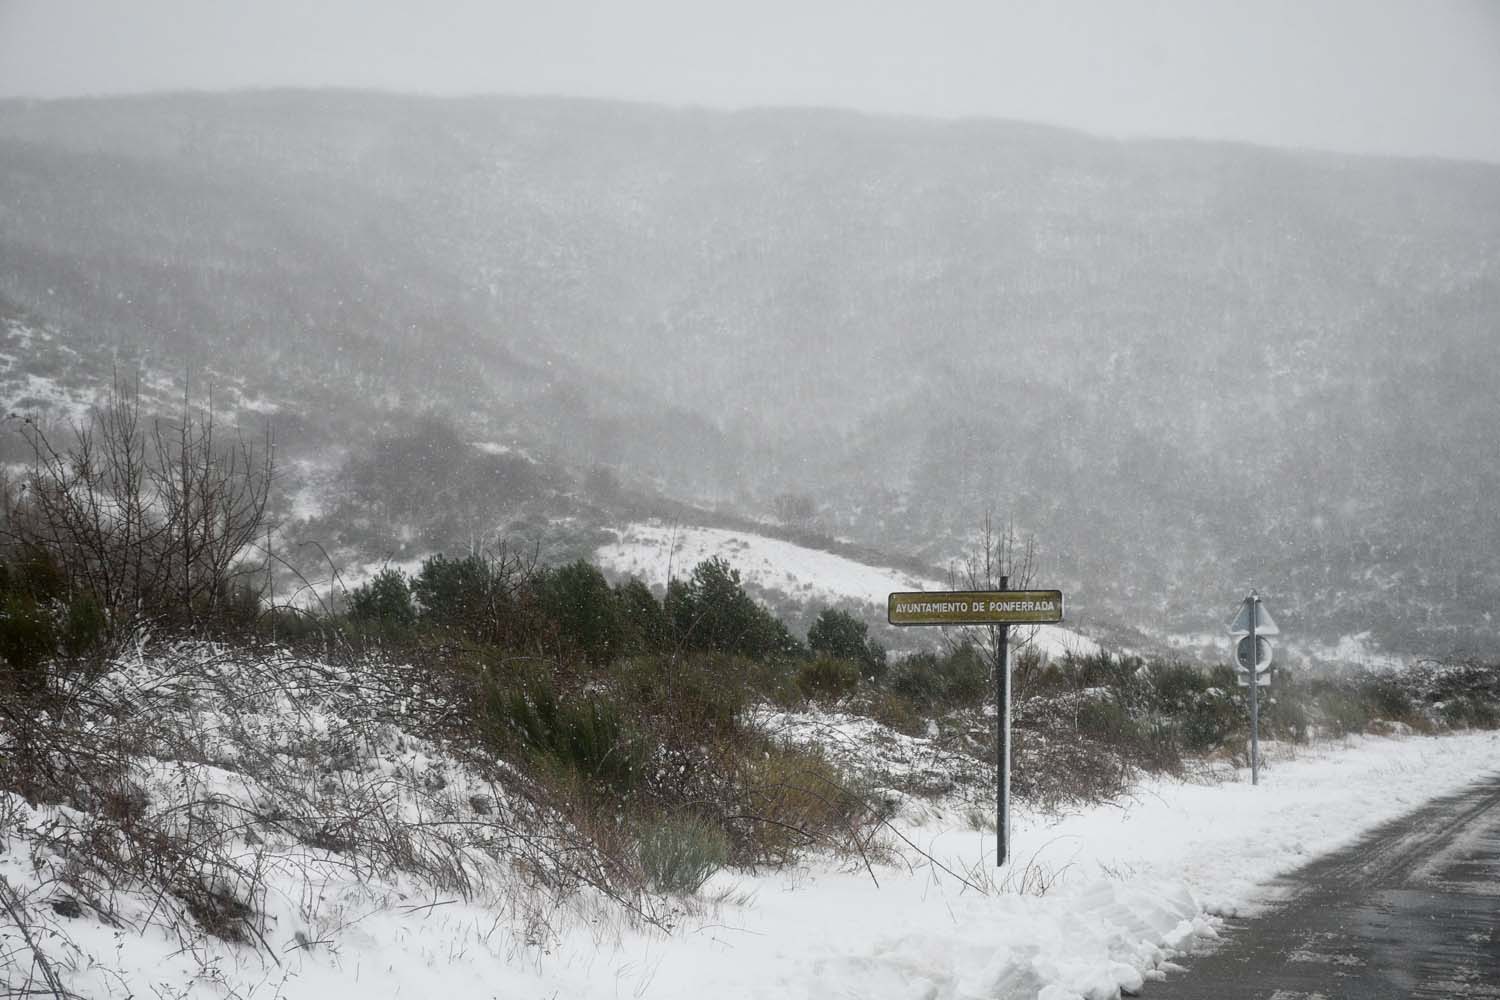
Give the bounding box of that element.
[1235,634,1274,672]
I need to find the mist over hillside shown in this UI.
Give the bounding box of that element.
[2,90,1497,656]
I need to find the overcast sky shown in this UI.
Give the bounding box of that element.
[2,0,1498,162]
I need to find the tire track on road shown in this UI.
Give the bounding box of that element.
[1148,773,1500,999]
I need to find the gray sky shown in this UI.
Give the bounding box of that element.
[2,0,1498,162]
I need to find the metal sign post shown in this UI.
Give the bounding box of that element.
[889,582,1064,866]
[1228,592,1279,786]
[1248,597,1260,786]
[995,576,1011,868]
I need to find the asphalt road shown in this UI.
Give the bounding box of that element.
[1149,773,1500,999]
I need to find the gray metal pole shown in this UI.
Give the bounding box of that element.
[997,575,1010,866]
[1248,591,1260,786]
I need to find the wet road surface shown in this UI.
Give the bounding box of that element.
[1149,773,1500,999]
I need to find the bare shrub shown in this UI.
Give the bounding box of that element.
[1011,727,1134,811]
[729,744,876,866]
[0,872,75,999]
[3,376,274,640]
[945,511,1041,693]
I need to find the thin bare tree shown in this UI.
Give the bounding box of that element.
[3,374,274,638]
[946,511,1041,695]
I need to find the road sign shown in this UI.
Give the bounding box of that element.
[1235,634,1273,671]
[1228,597,1279,636]
[887,589,1064,626]
[888,580,1064,869]
[1227,592,1279,787]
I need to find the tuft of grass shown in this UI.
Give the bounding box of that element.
[615,653,748,740]
[638,814,731,894]
[488,676,647,793]
[796,656,860,704]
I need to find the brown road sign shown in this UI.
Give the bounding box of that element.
[887,590,1065,626]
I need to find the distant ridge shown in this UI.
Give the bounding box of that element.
[2,90,1496,655]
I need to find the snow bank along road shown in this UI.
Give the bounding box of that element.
[1147,772,1500,998]
[5,666,1496,1000]
[549,731,1500,1000]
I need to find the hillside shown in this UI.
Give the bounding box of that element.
[2,91,1497,654]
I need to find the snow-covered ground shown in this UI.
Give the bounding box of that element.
[468,727,1494,999]
[472,440,535,461]
[978,730,1500,918]
[279,450,356,527]
[278,555,426,611]
[0,317,100,424]
[1,319,286,455]
[1159,627,1410,672]
[596,522,939,607]
[597,521,1101,660]
[1291,630,1409,671]
[6,648,1495,1000]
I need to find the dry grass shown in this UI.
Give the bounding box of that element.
[0,641,671,994]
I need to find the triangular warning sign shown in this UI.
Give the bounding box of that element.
[1227,597,1280,636]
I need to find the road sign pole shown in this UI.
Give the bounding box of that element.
[1248,592,1260,786]
[996,575,1010,866]
[886,578,1064,867]
[1228,592,1277,783]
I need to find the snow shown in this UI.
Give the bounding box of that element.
[1009,731,1500,916]
[282,452,347,523]
[232,392,282,414]
[756,708,990,809]
[1294,631,1408,671]
[472,440,533,460]
[9,676,1496,1000]
[4,641,1498,998]
[597,521,1101,660]
[285,556,426,609]
[659,727,1500,1000]
[598,522,930,606]
[2,372,97,423]
[1158,628,1411,671]
[3,320,41,349]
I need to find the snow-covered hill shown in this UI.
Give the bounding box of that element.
[595,521,1102,659]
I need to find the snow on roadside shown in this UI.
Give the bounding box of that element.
[596,521,1100,660]
[564,730,1500,1000]
[1003,729,1500,920]
[7,640,1497,1000]
[0,644,619,1000]
[754,707,1000,816]
[601,849,1211,1000]
[733,707,1500,998]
